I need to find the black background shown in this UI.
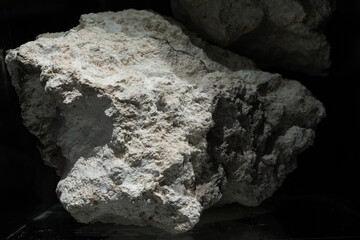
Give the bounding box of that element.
[0,1,359,239]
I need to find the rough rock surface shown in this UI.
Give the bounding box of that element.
[6,10,325,233]
[171,0,334,75]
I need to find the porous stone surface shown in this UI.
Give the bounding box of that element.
[171,0,334,75]
[6,10,325,233]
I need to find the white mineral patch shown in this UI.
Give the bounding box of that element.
[6,10,325,233]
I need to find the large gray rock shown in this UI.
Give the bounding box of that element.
[6,10,325,233]
[171,0,334,75]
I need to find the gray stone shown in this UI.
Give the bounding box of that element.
[171,0,334,75]
[6,10,325,233]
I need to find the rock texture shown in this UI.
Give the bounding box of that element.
[171,0,334,75]
[6,10,325,233]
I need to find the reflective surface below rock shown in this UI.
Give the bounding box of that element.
[7,197,360,240]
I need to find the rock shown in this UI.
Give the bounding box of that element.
[171,0,334,75]
[5,10,325,233]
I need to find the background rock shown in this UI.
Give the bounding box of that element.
[6,10,324,233]
[171,0,334,75]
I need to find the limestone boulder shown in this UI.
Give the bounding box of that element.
[6,10,325,233]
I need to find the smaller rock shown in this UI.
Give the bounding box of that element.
[171,0,334,75]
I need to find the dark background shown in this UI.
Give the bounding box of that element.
[0,0,359,239]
